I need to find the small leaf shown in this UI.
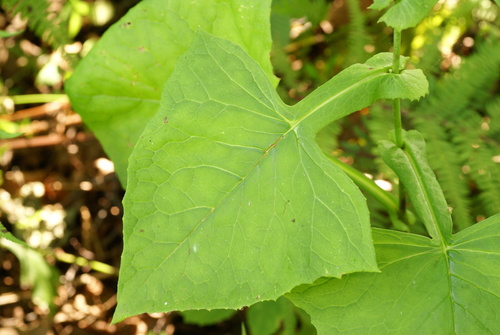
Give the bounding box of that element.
[287,215,500,334]
[0,222,29,248]
[0,237,59,313]
[66,0,277,186]
[113,32,428,322]
[370,0,439,30]
[379,130,453,242]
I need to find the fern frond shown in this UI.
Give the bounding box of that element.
[345,0,370,66]
[486,97,500,136]
[410,39,500,231]
[465,142,500,218]
[2,0,68,47]
[452,102,500,219]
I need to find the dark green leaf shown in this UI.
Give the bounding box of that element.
[247,297,316,335]
[180,309,236,326]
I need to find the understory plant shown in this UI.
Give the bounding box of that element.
[3,0,499,333]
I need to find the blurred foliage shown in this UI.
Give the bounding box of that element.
[0,0,136,103]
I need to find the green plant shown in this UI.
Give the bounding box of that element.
[3,0,499,333]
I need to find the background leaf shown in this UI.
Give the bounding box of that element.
[180,309,236,327]
[0,238,59,313]
[113,32,428,322]
[247,297,316,335]
[287,215,500,334]
[65,0,277,186]
[0,223,29,248]
[370,0,439,30]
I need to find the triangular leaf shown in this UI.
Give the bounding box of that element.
[113,32,428,322]
[66,0,277,186]
[370,0,439,30]
[287,215,500,334]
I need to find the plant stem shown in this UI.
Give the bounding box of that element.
[392,29,403,148]
[392,29,406,219]
[52,248,118,275]
[328,156,398,216]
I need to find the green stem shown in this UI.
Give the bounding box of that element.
[398,181,406,221]
[392,30,401,75]
[0,237,117,275]
[392,29,403,148]
[392,29,406,221]
[9,94,68,105]
[328,156,398,216]
[53,249,118,275]
[392,99,403,148]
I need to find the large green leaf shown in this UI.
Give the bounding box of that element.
[112,32,428,322]
[287,216,500,334]
[370,0,439,30]
[65,0,277,186]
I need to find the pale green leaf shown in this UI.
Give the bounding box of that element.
[112,32,428,322]
[65,0,277,186]
[287,215,500,334]
[379,130,453,242]
[370,0,439,30]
